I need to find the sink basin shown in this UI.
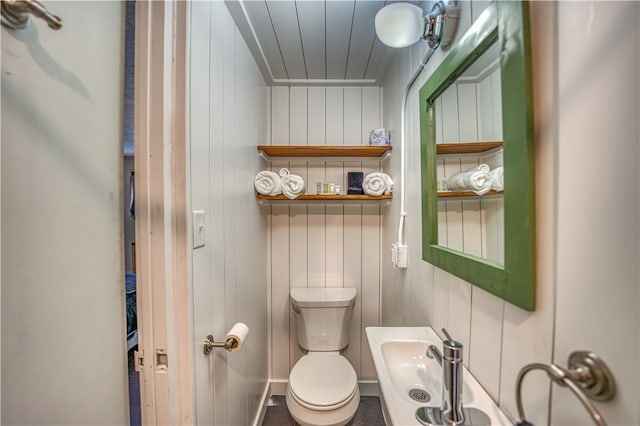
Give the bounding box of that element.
[366,327,510,425]
[380,340,474,406]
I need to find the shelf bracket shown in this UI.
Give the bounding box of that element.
[258,150,270,162]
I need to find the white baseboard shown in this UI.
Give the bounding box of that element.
[252,382,271,426]
[358,380,380,397]
[270,379,288,396]
[269,380,379,397]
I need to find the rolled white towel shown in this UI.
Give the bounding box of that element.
[445,164,492,196]
[281,173,305,199]
[490,166,504,191]
[278,167,290,178]
[254,170,282,196]
[383,173,394,195]
[363,172,394,196]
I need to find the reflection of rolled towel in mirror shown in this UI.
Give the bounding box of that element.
[445,164,492,195]
[280,168,306,199]
[490,166,504,191]
[363,172,394,196]
[254,170,282,195]
[225,322,249,352]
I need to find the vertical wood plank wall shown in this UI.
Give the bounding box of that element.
[268,86,384,387]
[381,2,640,425]
[190,3,269,425]
[381,2,554,425]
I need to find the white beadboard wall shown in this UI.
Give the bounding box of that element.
[268,86,384,388]
[189,2,269,425]
[382,1,639,425]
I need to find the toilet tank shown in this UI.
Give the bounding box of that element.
[290,287,357,352]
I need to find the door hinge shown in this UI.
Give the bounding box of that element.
[134,349,144,372]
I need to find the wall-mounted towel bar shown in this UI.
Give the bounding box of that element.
[516,351,615,426]
[1,0,62,30]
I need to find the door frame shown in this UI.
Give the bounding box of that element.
[134,1,193,424]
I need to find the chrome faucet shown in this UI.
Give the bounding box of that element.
[426,328,465,425]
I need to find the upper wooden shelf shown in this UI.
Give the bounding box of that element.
[436,142,502,155]
[258,145,392,160]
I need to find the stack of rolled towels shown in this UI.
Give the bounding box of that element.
[444,164,504,196]
[362,172,394,196]
[254,168,305,199]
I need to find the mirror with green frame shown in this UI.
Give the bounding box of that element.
[419,1,536,310]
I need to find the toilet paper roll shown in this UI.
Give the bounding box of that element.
[224,322,249,352]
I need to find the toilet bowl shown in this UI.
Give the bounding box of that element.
[286,287,359,426]
[286,352,360,426]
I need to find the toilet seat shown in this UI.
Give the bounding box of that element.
[288,352,358,410]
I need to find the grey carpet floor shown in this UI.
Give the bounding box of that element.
[262,395,385,426]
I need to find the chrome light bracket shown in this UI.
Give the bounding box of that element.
[423,1,459,51]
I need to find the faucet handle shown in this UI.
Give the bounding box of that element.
[441,328,463,362]
[441,328,454,342]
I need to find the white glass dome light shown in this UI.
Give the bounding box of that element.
[374,3,425,48]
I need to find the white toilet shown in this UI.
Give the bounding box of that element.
[286,287,359,426]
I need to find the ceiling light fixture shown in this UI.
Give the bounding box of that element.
[374,1,458,50]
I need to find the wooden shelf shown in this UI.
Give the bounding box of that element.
[437,190,502,198]
[257,194,392,203]
[258,145,391,160]
[436,142,502,155]
[257,145,392,205]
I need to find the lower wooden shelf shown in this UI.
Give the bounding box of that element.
[437,190,503,198]
[257,193,392,203]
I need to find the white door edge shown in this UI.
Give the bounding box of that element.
[134,1,193,424]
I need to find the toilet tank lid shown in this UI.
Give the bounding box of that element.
[290,288,357,308]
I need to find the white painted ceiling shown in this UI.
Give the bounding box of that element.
[227,0,425,86]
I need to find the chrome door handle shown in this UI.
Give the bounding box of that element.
[1,0,62,30]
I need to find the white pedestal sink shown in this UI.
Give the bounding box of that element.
[365,327,511,426]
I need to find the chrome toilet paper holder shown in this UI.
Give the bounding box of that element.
[203,335,236,354]
[203,323,249,355]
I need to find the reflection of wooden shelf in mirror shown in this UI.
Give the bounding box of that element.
[257,194,392,202]
[437,190,502,198]
[436,142,502,155]
[258,145,391,160]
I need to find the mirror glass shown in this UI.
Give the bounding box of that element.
[419,2,536,311]
[434,42,504,264]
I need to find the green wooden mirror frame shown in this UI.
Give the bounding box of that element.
[419,1,535,310]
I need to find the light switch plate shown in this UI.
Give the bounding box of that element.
[192,210,206,249]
